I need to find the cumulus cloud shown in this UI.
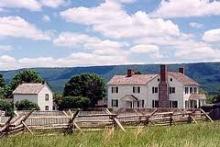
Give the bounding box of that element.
[150,0,220,18]
[0,53,129,70]
[0,0,67,11]
[39,0,66,8]
[53,32,126,56]
[60,0,181,39]
[0,0,41,11]
[130,44,162,58]
[202,28,220,42]
[0,16,50,40]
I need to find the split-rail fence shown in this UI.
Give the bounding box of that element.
[0,108,213,138]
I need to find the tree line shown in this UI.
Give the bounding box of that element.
[0,70,106,115]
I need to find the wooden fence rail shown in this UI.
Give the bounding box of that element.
[0,108,213,137]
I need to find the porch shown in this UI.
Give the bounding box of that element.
[185,94,206,109]
[120,95,143,109]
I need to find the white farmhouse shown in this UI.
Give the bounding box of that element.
[107,65,206,110]
[13,82,53,111]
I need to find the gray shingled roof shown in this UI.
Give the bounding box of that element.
[107,74,157,85]
[13,83,44,95]
[168,72,199,86]
[108,72,199,86]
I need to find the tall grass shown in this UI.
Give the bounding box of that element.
[0,122,220,147]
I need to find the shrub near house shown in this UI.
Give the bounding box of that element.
[15,99,40,110]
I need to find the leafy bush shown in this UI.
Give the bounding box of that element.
[15,99,40,110]
[0,99,14,116]
[58,96,90,110]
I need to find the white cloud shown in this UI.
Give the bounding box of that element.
[0,0,41,11]
[189,22,203,29]
[0,45,13,51]
[42,15,50,22]
[0,55,17,69]
[150,0,220,18]
[202,28,220,42]
[0,16,50,40]
[130,44,162,58]
[175,46,220,61]
[53,32,126,56]
[0,0,67,11]
[0,53,129,70]
[60,0,181,39]
[116,0,136,4]
[39,0,66,8]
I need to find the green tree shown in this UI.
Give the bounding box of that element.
[0,74,6,99]
[58,96,90,110]
[15,99,40,110]
[0,99,14,116]
[9,70,43,95]
[63,73,106,107]
[53,93,63,108]
[0,74,5,88]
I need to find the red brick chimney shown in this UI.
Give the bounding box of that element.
[159,65,170,108]
[127,69,135,77]
[179,67,184,74]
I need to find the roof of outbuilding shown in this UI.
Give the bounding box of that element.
[13,83,45,95]
[108,72,199,86]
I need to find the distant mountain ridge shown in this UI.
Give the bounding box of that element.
[1,62,220,94]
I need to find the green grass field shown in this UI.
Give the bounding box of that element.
[0,122,220,147]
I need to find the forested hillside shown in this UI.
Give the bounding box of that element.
[1,62,220,94]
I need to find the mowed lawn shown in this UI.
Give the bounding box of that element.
[0,122,220,147]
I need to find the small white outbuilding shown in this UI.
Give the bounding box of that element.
[13,82,53,111]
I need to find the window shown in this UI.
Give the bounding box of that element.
[133,86,140,93]
[185,87,189,94]
[170,78,173,81]
[170,101,178,108]
[141,100,144,108]
[157,78,160,82]
[190,87,193,94]
[152,87,158,94]
[152,100,159,108]
[111,87,118,93]
[169,87,175,94]
[45,106,49,111]
[194,87,197,93]
[112,99,118,107]
[45,94,49,101]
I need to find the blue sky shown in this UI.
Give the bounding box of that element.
[0,0,220,70]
